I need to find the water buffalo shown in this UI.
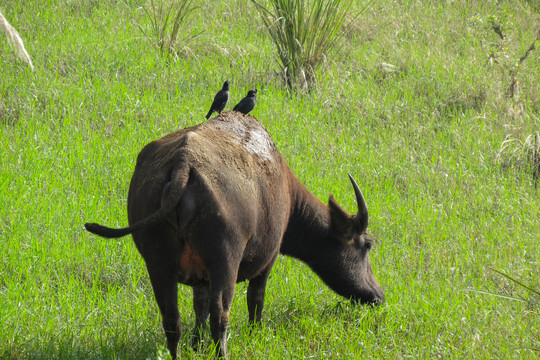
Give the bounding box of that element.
[85,111,384,359]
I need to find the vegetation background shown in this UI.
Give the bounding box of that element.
[1,0,539,358]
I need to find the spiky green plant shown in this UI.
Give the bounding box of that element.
[138,0,197,58]
[251,0,353,90]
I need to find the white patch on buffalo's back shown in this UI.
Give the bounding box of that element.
[214,119,276,161]
[244,126,275,160]
[185,131,197,141]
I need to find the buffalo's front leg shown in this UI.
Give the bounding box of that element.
[247,259,275,325]
[191,285,210,348]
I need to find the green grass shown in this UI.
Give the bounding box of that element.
[1,0,539,359]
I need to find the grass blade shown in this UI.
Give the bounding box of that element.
[489,267,540,297]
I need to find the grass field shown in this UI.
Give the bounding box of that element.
[1,0,539,359]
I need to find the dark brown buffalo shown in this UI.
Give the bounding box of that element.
[85,111,384,359]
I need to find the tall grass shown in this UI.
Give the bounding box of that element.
[251,0,353,90]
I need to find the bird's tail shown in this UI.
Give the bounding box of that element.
[205,110,212,120]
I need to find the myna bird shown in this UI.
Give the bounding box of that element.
[205,80,230,120]
[233,89,257,115]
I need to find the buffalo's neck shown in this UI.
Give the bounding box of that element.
[280,176,330,264]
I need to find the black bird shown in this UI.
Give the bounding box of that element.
[233,89,257,115]
[205,80,230,120]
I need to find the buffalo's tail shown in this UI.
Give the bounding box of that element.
[85,165,190,239]
[84,222,134,238]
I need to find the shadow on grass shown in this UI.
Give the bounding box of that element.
[2,332,166,360]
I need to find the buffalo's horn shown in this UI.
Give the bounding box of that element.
[348,174,368,229]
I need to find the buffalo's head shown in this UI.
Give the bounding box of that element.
[322,174,385,305]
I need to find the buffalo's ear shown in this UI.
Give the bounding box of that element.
[328,194,354,246]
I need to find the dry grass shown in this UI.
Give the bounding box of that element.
[497,130,540,183]
[0,11,34,70]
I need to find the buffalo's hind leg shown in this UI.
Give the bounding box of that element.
[207,263,238,359]
[143,248,182,360]
[191,285,210,348]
